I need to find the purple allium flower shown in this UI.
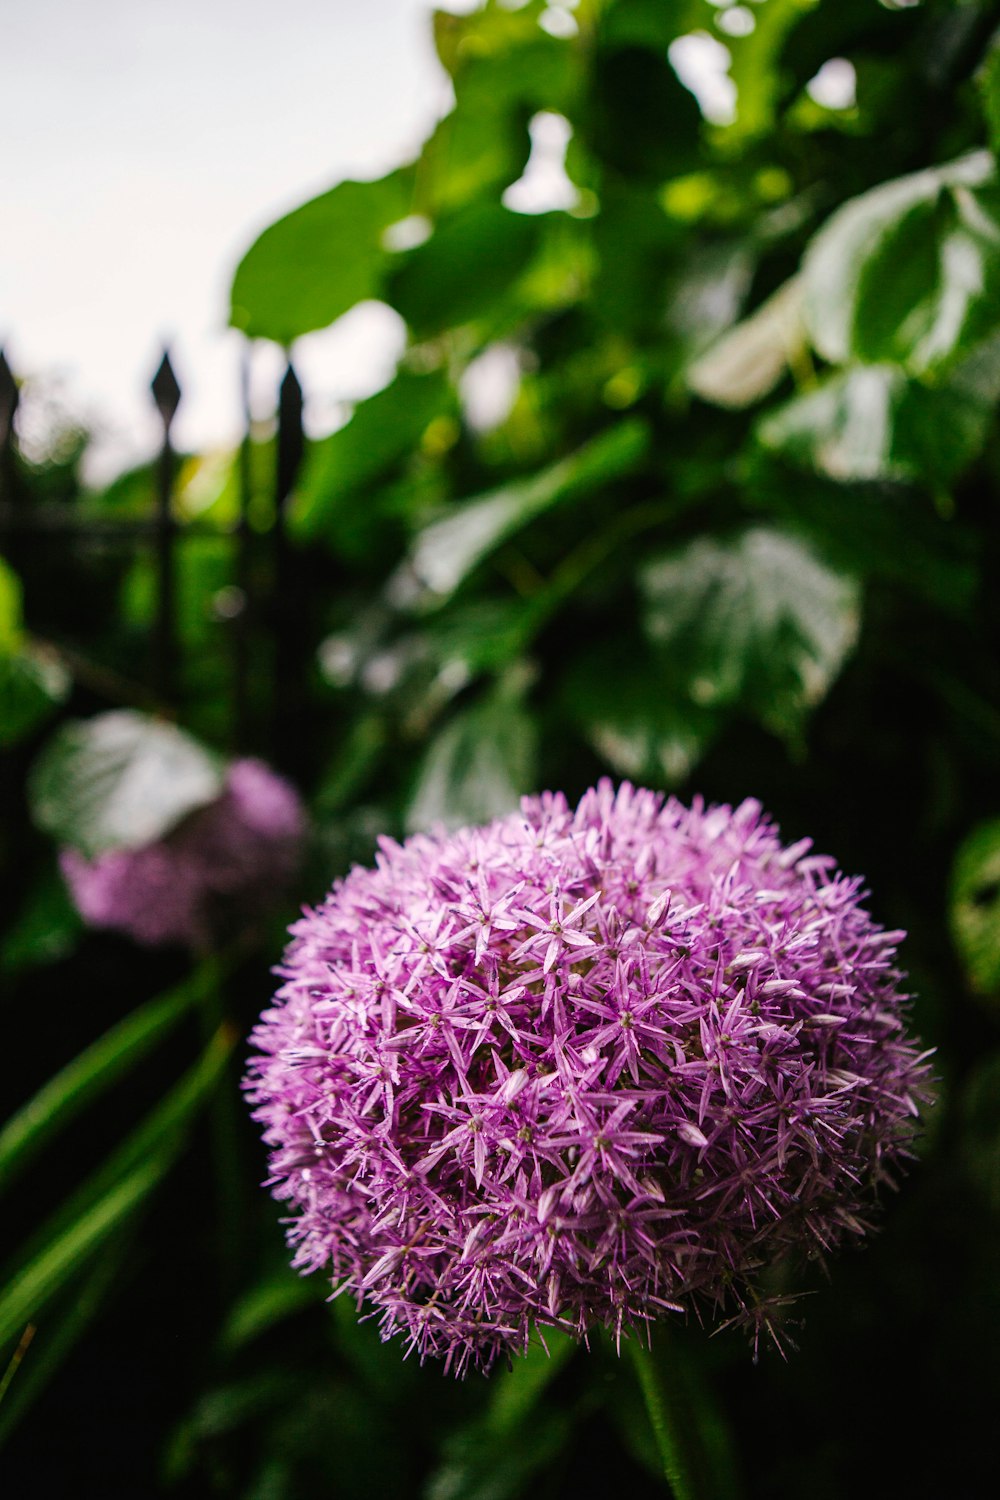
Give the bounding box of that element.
[62,758,306,950]
[245,781,931,1374]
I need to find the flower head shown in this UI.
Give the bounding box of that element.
[62,757,305,950]
[245,781,931,1373]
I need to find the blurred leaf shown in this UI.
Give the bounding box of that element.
[0,1230,132,1446]
[745,457,980,619]
[408,419,649,603]
[980,36,1000,156]
[419,21,574,215]
[292,370,453,546]
[0,867,82,977]
[640,528,860,740]
[950,820,1000,995]
[0,644,71,749]
[803,151,1000,373]
[589,38,703,182]
[230,169,413,343]
[0,1158,170,1354]
[0,556,22,651]
[28,709,224,858]
[687,277,805,409]
[388,203,543,338]
[725,0,820,139]
[757,359,997,486]
[425,1332,576,1500]
[563,647,719,787]
[406,684,537,833]
[0,964,216,1194]
[220,1273,325,1353]
[2,1023,233,1308]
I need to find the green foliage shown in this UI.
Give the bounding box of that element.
[803,151,1000,373]
[640,528,860,742]
[951,820,1000,996]
[230,170,414,344]
[28,710,224,857]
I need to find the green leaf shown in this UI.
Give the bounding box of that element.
[725,0,820,141]
[418,27,573,216]
[230,168,413,343]
[28,709,224,858]
[424,1332,576,1500]
[0,644,71,749]
[687,277,805,409]
[220,1273,325,1354]
[979,36,1000,156]
[640,528,860,741]
[951,820,1000,995]
[756,359,997,487]
[0,867,82,977]
[803,150,1000,374]
[0,556,23,651]
[387,203,544,339]
[408,419,649,604]
[0,1160,165,1354]
[0,964,218,1194]
[292,370,453,545]
[590,37,703,182]
[0,1230,133,1446]
[562,647,719,787]
[406,684,537,833]
[1,1024,233,1320]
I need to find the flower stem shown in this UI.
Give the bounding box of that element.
[627,1338,700,1500]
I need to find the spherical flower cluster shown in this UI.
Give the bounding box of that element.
[245,781,931,1374]
[62,758,306,950]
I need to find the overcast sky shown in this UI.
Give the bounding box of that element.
[0,0,470,480]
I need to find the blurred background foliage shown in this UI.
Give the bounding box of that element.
[3,0,1000,1494]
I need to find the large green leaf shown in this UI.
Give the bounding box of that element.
[562,647,719,788]
[230,169,413,343]
[28,710,224,858]
[292,370,453,544]
[640,528,860,740]
[408,419,649,603]
[387,203,544,339]
[803,151,1000,373]
[406,685,537,833]
[951,820,1000,996]
[419,19,574,216]
[757,357,998,487]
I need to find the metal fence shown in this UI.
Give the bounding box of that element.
[0,346,307,774]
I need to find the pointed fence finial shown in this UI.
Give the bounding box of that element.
[0,348,19,449]
[151,348,181,430]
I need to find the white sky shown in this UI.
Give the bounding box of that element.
[0,0,472,482]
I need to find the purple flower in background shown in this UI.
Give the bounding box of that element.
[62,758,306,950]
[245,781,932,1374]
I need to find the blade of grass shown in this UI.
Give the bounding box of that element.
[0,1230,132,1446]
[0,958,227,1195]
[0,1024,233,1346]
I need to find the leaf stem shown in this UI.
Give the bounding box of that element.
[627,1339,698,1500]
